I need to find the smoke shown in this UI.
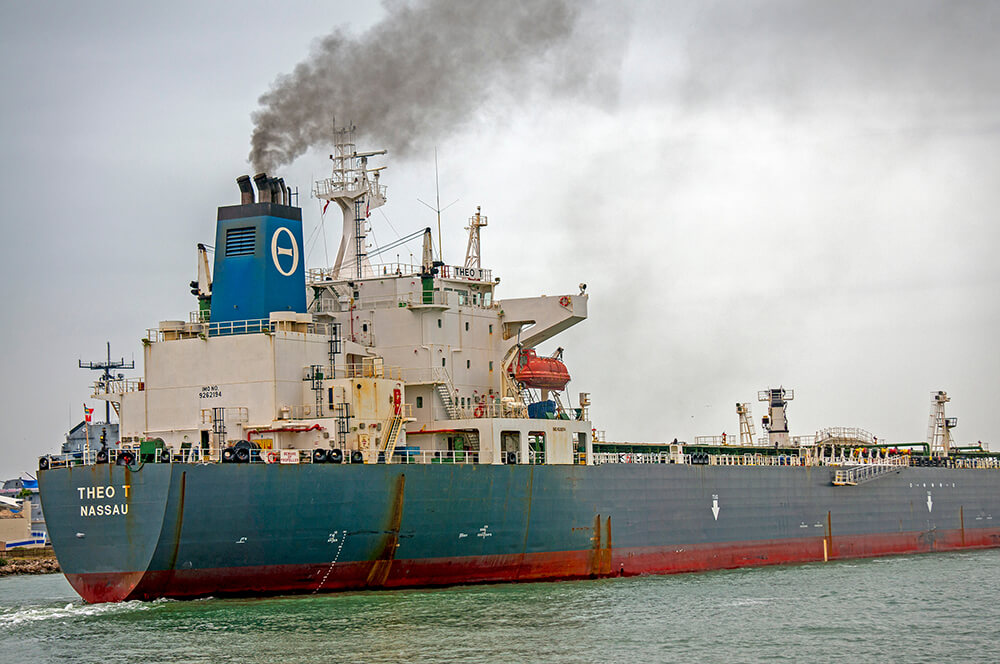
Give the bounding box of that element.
[249,0,622,173]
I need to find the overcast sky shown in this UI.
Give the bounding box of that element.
[1,1,998,479]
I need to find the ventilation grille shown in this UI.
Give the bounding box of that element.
[225,227,256,256]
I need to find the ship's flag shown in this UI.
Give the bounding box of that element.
[365,198,370,218]
[322,200,330,214]
[84,405,94,423]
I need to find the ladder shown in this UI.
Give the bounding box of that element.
[832,463,901,486]
[309,365,325,417]
[380,413,404,461]
[435,382,459,419]
[334,402,351,446]
[520,387,537,406]
[552,391,566,416]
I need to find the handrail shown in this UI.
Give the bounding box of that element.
[393,450,480,465]
[41,446,1000,470]
[92,378,145,396]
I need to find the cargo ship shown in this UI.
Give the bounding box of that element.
[38,128,1000,603]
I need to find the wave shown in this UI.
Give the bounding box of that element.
[0,598,168,626]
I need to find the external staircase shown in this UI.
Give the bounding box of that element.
[832,461,905,486]
[435,382,459,419]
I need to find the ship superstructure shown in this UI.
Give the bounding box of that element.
[36,128,1000,604]
[94,127,590,469]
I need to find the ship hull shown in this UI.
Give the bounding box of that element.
[39,463,1000,603]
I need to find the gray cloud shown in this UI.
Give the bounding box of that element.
[249,0,623,173]
[680,0,1000,127]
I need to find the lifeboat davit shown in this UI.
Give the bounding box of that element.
[510,348,570,390]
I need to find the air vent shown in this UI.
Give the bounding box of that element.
[225,227,256,256]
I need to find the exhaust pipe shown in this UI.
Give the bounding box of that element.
[236,175,254,204]
[253,173,271,203]
[276,178,288,205]
[268,178,283,205]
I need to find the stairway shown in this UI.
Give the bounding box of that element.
[380,414,404,460]
[833,463,902,486]
[435,382,459,419]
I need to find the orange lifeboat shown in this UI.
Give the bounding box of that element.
[510,348,571,390]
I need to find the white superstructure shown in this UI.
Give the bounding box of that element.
[93,129,593,466]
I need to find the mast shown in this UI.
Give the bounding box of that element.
[312,126,387,279]
[79,342,134,424]
[927,390,957,457]
[464,206,487,269]
[758,387,793,447]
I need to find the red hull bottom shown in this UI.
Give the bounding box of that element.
[67,528,1000,603]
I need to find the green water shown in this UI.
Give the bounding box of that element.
[2,550,999,663]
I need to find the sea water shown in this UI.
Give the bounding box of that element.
[2,549,998,663]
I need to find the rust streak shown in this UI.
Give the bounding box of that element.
[825,510,833,558]
[166,472,187,570]
[600,516,613,576]
[365,473,406,587]
[514,466,535,581]
[588,514,601,577]
[960,506,965,546]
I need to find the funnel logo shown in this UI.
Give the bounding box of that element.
[270,227,299,276]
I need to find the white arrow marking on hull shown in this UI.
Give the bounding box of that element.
[711,494,720,521]
[927,492,933,513]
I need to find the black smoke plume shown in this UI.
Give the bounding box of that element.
[249,0,620,172]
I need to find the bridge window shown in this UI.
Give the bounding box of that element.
[416,396,423,408]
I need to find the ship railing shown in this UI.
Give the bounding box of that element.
[392,450,480,465]
[301,359,402,382]
[189,309,211,323]
[833,463,897,486]
[92,378,145,396]
[307,286,499,314]
[711,454,806,467]
[815,427,879,446]
[819,455,910,467]
[592,452,672,465]
[312,177,385,201]
[400,366,450,385]
[452,403,531,420]
[694,435,738,446]
[146,319,343,342]
[42,446,1000,470]
[372,262,422,278]
[306,263,421,285]
[694,435,818,448]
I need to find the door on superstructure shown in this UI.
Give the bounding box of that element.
[501,431,520,464]
[528,432,546,465]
